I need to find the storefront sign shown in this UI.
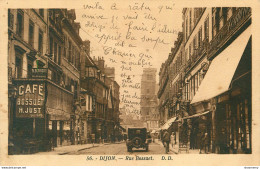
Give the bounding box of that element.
[16,81,45,118]
[31,68,48,78]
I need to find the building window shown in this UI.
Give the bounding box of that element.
[16,10,24,38]
[64,46,67,60]
[39,9,44,17]
[189,44,191,59]
[68,41,72,63]
[195,74,198,93]
[204,16,209,41]
[193,36,197,56]
[76,51,80,70]
[189,78,192,100]
[186,17,188,41]
[212,8,222,37]
[187,82,190,101]
[227,7,233,20]
[71,46,74,64]
[218,8,228,30]
[49,37,53,59]
[38,29,43,54]
[28,20,34,47]
[73,49,77,66]
[58,46,61,65]
[8,9,14,29]
[198,27,202,47]
[180,52,182,66]
[27,61,33,78]
[189,10,192,35]
[15,56,22,78]
[185,49,188,62]
[88,95,91,111]
[54,42,57,63]
[88,67,95,77]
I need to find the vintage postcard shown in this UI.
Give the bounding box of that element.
[0,0,260,166]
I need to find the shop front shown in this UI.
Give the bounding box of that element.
[190,26,252,154]
[13,80,46,154]
[12,79,74,154]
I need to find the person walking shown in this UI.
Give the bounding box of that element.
[170,132,175,148]
[162,130,170,154]
[200,132,209,154]
[199,132,204,154]
[203,132,209,154]
[219,128,228,154]
[91,133,95,147]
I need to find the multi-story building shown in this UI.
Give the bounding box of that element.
[46,9,83,146]
[8,9,55,154]
[8,9,90,154]
[158,61,170,125]
[190,7,252,154]
[178,8,212,151]
[158,32,185,144]
[80,56,120,143]
[140,68,159,130]
[158,7,252,154]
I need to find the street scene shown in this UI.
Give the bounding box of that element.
[7,5,252,155]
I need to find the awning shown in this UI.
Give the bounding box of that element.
[182,111,210,120]
[160,117,177,130]
[191,26,251,104]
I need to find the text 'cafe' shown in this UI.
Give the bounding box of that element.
[16,83,45,117]
[12,71,74,153]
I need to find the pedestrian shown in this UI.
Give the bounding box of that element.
[219,128,228,154]
[162,130,170,154]
[203,132,209,154]
[199,132,209,154]
[91,133,95,147]
[170,132,175,148]
[199,132,204,154]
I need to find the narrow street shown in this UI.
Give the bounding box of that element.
[67,142,174,155]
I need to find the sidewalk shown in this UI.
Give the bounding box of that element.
[36,141,123,155]
[154,139,200,154]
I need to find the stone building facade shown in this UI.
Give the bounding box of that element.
[8,9,121,154]
[158,7,252,154]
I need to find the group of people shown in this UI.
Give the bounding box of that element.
[161,129,210,154]
[161,130,176,154]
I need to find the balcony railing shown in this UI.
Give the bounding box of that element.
[208,7,251,59]
[185,39,209,73]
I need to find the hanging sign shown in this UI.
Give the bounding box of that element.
[31,68,48,78]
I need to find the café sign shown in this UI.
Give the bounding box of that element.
[16,81,45,118]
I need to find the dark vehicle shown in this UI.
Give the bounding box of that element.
[126,128,149,152]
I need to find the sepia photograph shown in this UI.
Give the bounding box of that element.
[1,0,260,166]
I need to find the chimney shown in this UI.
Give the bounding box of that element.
[98,58,105,72]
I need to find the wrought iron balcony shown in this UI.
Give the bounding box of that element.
[208,7,251,60]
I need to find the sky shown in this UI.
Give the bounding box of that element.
[75,1,183,116]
